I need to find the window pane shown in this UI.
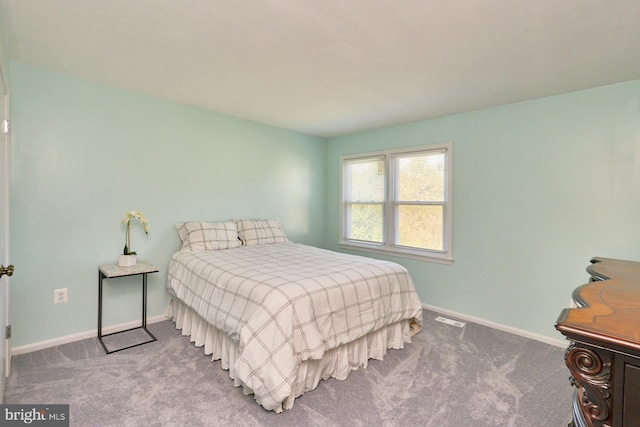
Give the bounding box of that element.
[349,204,383,243]
[397,205,443,251]
[397,152,445,201]
[348,159,384,202]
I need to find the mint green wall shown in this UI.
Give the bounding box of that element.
[9,62,326,348]
[8,59,640,348]
[326,81,640,341]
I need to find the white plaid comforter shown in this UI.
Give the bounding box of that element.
[167,243,423,411]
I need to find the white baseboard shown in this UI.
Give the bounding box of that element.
[11,315,170,356]
[11,306,568,356]
[423,303,568,348]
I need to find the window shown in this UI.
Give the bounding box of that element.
[340,143,452,264]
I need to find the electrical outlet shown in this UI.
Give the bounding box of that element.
[54,288,68,304]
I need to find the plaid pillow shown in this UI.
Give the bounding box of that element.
[176,221,241,252]
[235,219,289,246]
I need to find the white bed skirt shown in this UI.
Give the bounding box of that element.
[166,298,416,412]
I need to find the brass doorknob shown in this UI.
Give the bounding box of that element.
[0,265,13,278]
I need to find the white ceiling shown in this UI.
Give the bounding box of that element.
[1,0,639,138]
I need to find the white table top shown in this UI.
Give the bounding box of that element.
[99,262,159,278]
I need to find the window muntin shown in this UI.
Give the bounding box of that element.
[341,143,452,264]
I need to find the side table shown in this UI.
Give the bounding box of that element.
[98,262,159,354]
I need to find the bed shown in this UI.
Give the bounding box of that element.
[166,219,423,412]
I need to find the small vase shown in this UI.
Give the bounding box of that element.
[118,254,137,267]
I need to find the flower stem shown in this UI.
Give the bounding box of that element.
[126,221,131,254]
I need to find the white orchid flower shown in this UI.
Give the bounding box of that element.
[121,210,150,255]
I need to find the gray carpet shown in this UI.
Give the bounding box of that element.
[5,309,573,426]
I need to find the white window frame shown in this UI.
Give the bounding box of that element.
[340,142,453,265]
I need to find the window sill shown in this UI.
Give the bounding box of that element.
[338,242,453,265]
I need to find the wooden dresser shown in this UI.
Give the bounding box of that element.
[555,257,640,427]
